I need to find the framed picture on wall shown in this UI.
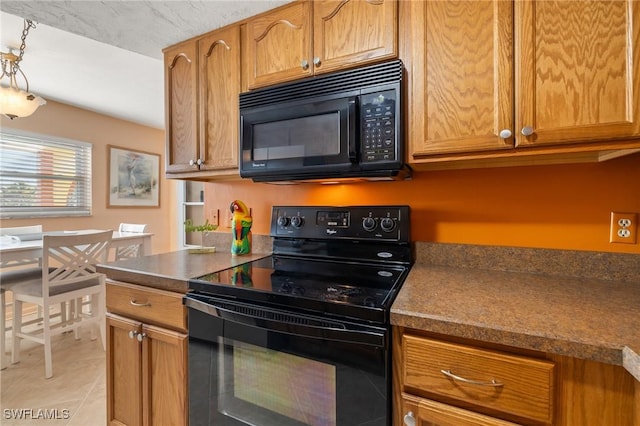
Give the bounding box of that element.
[107,145,160,208]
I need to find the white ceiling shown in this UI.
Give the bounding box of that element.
[0,1,290,129]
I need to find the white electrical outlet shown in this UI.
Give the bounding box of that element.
[610,212,637,244]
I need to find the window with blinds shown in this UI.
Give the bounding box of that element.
[0,130,92,218]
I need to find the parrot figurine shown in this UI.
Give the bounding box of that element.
[230,199,252,255]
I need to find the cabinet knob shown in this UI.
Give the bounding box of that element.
[313,57,321,66]
[499,129,512,139]
[189,159,196,167]
[521,126,535,136]
[196,158,203,166]
[136,332,146,342]
[301,59,309,70]
[403,411,416,426]
[128,330,137,339]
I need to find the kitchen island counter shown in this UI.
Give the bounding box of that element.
[391,243,640,382]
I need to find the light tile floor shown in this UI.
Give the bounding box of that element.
[0,324,106,426]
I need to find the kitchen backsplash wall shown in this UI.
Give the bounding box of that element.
[204,151,640,255]
[415,242,640,283]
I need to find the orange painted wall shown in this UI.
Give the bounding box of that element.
[1,100,178,255]
[205,152,640,254]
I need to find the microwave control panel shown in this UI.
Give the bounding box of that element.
[361,89,397,163]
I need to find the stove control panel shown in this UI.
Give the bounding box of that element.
[271,205,410,243]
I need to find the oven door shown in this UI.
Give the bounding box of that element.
[185,294,390,426]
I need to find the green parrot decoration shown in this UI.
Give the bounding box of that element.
[230,199,252,255]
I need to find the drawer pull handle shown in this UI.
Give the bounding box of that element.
[441,369,504,387]
[130,299,151,307]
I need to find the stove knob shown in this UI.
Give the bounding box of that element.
[277,216,290,227]
[380,217,395,232]
[362,217,377,232]
[290,216,304,228]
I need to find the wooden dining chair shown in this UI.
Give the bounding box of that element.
[0,225,43,370]
[115,223,148,260]
[10,230,112,378]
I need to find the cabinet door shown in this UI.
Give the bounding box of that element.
[107,314,143,426]
[164,42,199,174]
[515,0,640,147]
[401,395,522,426]
[313,0,397,75]
[142,324,188,426]
[401,1,514,159]
[198,26,241,173]
[244,1,312,89]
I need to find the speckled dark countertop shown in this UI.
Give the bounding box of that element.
[391,243,640,382]
[97,234,273,293]
[97,236,639,382]
[97,249,270,293]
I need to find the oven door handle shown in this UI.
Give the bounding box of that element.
[184,294,387,348]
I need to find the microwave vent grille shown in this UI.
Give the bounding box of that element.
[240,59,403,109]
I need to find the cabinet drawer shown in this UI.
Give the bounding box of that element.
[106,281,187,332]
[403,335,554,423]
[402,393,522,426]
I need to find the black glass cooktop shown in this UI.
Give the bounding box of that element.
[189,255,409,324]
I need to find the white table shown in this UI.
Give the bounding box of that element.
[0,229,153,268]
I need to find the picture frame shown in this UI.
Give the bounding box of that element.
[107,145,160,208]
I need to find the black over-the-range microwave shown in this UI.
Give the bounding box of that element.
[239,59,410,183]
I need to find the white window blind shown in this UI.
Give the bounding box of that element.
[0,130,92,219]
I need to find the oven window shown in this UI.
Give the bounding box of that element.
[252,112,340,161]
[221,339,336,426]
[187,307,389,426]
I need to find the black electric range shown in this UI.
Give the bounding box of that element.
[188,205,413,325]
[185,206,412,426]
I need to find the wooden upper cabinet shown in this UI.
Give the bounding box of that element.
[313,0,397,74]
[164,25,241,179]
[515,0,640,147]
[402,0,640,165]
[244,1,313,89]
[244,0,397,90]
[198,26,241,172]
[164,42,198,174]
[401,0,514,157]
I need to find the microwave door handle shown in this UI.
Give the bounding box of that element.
[348,99,358,162]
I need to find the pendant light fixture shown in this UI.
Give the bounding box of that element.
[0,19,46,120]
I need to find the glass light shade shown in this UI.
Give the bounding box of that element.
[0,85,46,119]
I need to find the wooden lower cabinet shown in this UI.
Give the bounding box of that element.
[551,355,637,426]
[401,394,521,426]
[394,327,639,426]
[106,280,188,426]
[107,314,187,426]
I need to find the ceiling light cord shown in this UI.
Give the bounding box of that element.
[15,19,36,68]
